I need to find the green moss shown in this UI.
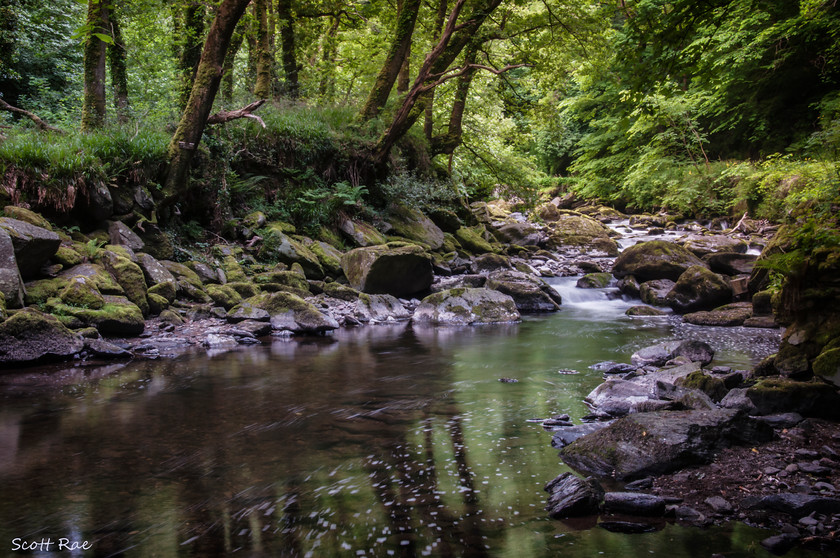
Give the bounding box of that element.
[24,278,69,306]
[454,226,495,254]
[576,272,613,289]
[226,281,260,299]
[3,206,53,229]
[205,284,243,309]
[59,276,106,310]
[812,348,840,382]
[46,300,145,336]
[147,292,169,315]
[254,270,309,293]
[53,245,84,268]
[148,281,176,303]
[322,282,359,301]
[101,255,149,316]
[675,371,728,402]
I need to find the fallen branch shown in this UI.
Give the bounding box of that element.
[206,99,267,128]
[0,98,64,134]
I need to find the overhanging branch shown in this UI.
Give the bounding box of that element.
[206,99,267,127]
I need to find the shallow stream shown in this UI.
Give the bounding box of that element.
[0,280,818,557]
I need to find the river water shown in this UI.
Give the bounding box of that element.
[0,279,818,557]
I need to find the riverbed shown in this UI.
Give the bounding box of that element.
[0,279,818,557]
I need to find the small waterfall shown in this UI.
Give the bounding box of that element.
[547,276,637,315]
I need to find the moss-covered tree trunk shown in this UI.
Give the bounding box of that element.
[317,16,340,101]
[221,22,245,102]
[277,0,299,98]
[163,0,253,204]
[253,0,274,98]
[176,0,207,111]
[359,0,421,121]
[81,0,109,132]
[108,11,130,123]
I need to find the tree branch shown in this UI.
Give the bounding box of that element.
[420,62,531,93]
[0,99,64,134]
[206,99,267,127]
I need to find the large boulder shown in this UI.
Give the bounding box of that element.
[387,205,445,249]
[631,340,714,367]
[454,226,497,254]
[559,409,774,480]
[0,217,61,278]
[338,216,388,247]
[485,269,562,312]
[238,292,339,334]
[413,288,520,325]
[665,266,732,313]
[136,253,178,296]
[99,251,150,316]
[545,212,619,255]
[108,221,144,251]
[639,279,675,306]
[0,308,84,365]
[720,378,840,419]
[260,228,325,279]
[0,228,24,308]
[493,221,546,247]
[679,234,748,257]
[355,293,412,323]
[683,302,753,326]
[341,244,432,297]
[704,252,758,276]
[613,240,706,282]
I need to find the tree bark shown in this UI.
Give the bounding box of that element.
[108,12,130,123]
[81,0,109,132]
[253,0,274,98]
[359,0,422,121]
[317,16,341,100]
[221,22,245,102]
[177,0,207,111]
[424,0,449,141]
[374,0,503,164]
[431,39,479,157]
[163,0,254,204]
[276,0,299,98]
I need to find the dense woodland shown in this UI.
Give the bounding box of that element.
[0,0,838,244]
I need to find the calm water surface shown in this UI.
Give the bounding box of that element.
[0,281,816,557]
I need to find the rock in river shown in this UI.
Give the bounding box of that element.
[413,288,520,325]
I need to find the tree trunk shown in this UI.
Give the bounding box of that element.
[177,0,206,111]
[221,22,245,102]
[253,0,274,98]
[163,0,253,204]
[359,0,421,121]
[396,0,411,94]
[317,16,340,100]
[81,0,108,132]
[431,40,479,157]
[424,0,449,141]
[108,12,130,123]
[276,0,299,98]
[374,0,503,164]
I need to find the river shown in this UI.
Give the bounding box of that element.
[0,278,818,557]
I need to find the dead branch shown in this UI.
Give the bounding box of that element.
[421,63,532,92]
[206,99,267,128]
[0,98,65,134]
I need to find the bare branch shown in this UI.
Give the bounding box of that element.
[420,62,531,92]
[206,99,267,127]
[0,98,64,134]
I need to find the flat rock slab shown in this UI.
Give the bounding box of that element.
[559,409,774,480]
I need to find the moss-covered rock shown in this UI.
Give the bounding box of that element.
[454,226,496,254]
[683,302,752,326]
[58,263,124,295]
[99,252,149,316]
[545,213,619,256]
[186,261,221,284]
[226,281,260,299]
[472,253,511,273]
[24,277,69,306]
[160,309,185,325]
[680,234,748,257]
[665,265,732,313]
[135,222,174,260]
[46,295,145,336]
[626,305,667,316]
[3,206,53,229]
[306,240,343,277]
[147,292,169,315]
[243,211,268,230]
[148,281,177,303]
[52,245,84,268]
[576,273,613,289]
[0,308,84,364]
[387,204,445,250]
[341,244,433,298]
[240,291,339,333]
[812,347,840,388]
[258,228,325,279]
[485,269,562,312]
[413,288,520,325]
[739,378,840,419]
[675,371,729,402]
[355,293,412,322]
[205,284,243,310]
[322,282,360,301]
[0,228,24,308]
[211,245,249,283]
[59,276,106,309]
[613,240,707,282]
[0,295,6,321]
[161,260,204,288]
[254,270,310,291]
[338,217,388,247]
[0,217,61,278]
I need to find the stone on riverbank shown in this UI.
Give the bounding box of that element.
[0,217,61,278]
[683,302,752,326]
[0,228,24,307]
[0,308,84,364]
[720,378,840,419]
[485,269,561,312]
[559,409,774,480]
[239,292,339,334]
[665,265,732,313]
[387,204,445,250]
[413,288,520,325]
[631,340,714,367]
[341,244,433,298]
[544,472,604,519]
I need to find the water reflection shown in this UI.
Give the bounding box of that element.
[0,313,809,557]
